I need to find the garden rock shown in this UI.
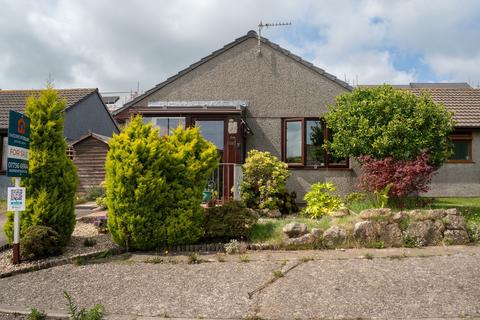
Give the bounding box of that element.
[359,208,392,221]
[444,214,466,230]
[446,208,458,216]
[404,220,443,246]
[263,208,282,218]
[323,226,347,248]
[393,211,408,223]
[311,228,323,238]
[353,221,378,242]
[283,233,317,246]
[283,223,308,238]
[381,223,403,247]
[443,229,470,245]
[332,208,350,217]
[408,209,447,221]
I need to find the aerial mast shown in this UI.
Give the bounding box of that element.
[257,21,291,54]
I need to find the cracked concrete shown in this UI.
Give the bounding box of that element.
[0,246,479,319]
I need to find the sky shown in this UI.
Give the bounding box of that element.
[1,0,480,99]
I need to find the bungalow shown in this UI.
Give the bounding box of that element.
[0,88,120,196]
[113,31,480,200]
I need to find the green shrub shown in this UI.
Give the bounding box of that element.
[4,88,79,245]
[303,182,343,218]
[344,192,366,205]
[64,291,105,320]
[95,196,106,209]
[204,200,258,240]
[21,225,63,260]
[84,185,105,201]
[106,116,219,250]
[277,191,299,215]
[240,150,290,210]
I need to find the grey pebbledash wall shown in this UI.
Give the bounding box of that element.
[426,130,480,197]
[123,37,358,200]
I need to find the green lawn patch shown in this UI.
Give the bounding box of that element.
[249,216,331,244]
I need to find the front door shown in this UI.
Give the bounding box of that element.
[194,118,239,201]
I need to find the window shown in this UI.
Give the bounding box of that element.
[143,117,186,136]
[449,132,472,163]
[0,135,7,173]
[282,118,348,168]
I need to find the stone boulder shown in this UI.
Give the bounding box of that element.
[283,233,317,246]
[359,208,393,221]
[262,208,282,218]
[404,220,443,246]
[444,214,466,231]
[382,223,404,247]
[311,228,323,238]
[408,209,447,221]
[353,220,403,247]
[444,229,470,245]
[323,226,347,248]
[282,223,308,238]
[332,208,350,218]
[353,221,378,242]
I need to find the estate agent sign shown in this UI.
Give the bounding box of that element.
[7,110,30,264]
[7,110,30,177]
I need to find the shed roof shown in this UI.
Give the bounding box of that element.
[70,131,111,146]
[0,88,96,128]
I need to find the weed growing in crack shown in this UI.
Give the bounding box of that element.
[239,255,250,263]
[272,270,284,278]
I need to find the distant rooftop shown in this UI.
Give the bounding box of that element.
[360,82,473,89]
[102,96,120,104]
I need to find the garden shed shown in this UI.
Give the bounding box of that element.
[70,132,111,194]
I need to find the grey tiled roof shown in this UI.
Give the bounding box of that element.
[408,88,480,127]
[0,88,96,128]
[114,30,352,115]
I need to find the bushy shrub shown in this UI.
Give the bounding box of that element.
[240,150,290,209]
[84,185,105,201]
[325,85,454,166]
[21,225,63,260]
[5,88,79,246]
[303,182,343,218]
[277,191,299,215]
[358,153,436,199]
[95,196,106,209]
[204,200,258,240]
[106,116,219,250]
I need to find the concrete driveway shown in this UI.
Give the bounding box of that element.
[0,246,479,319]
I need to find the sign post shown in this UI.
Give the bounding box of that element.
[7,110,30,264]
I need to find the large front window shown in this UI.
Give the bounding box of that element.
[143,117,185,136]
[283,118,348,168]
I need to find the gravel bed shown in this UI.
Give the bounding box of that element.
[0,222,118,275]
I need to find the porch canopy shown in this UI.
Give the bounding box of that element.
[134,100,248,115]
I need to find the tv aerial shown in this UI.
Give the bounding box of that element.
[257,21,292,54]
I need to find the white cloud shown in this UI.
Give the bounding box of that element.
[0,0,479,92]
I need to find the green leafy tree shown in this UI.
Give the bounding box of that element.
[105,116,219,250]
[325,85,454,166]
[4,88,79,245]
[240,150,290,209]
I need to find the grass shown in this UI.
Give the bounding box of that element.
[249,216,331,244]
[239,255,250,263]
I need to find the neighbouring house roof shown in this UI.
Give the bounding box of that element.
[359,84,480,128]
[113,30,352,116]
[407,88,480,128]
[0,88,96,128]
[70,131,111,146]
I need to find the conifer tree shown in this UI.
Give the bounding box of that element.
[4,88,79,245]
